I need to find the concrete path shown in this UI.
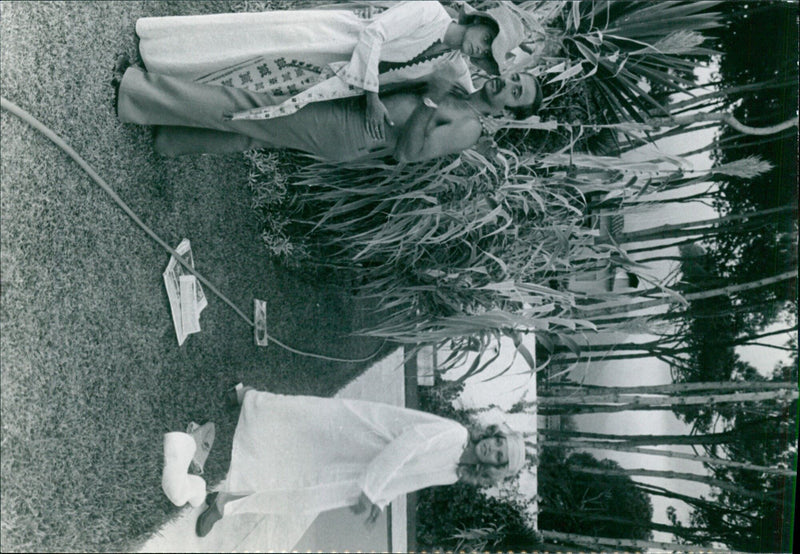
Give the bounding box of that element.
[139,348,407,553]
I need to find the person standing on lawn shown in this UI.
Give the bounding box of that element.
[194,385,528,537]
[114,62,542,162]
[134,1,527,141]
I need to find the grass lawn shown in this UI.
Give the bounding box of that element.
[0,2,393,551]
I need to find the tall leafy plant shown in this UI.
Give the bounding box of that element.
[537,2,723,124]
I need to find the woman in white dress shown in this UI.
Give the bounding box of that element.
[194,385,527,537]
[134,1,525,139]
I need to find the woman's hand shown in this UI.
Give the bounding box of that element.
[349,492,381,527]
[365,92,394,141]
[353,4,377,19]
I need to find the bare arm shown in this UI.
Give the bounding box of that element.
[394,103,482,163]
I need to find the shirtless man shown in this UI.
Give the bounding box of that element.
[116,66,541,163]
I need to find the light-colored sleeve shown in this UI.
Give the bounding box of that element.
[336,1,451,92]
[361,421,465,508]
[452,56,477,93]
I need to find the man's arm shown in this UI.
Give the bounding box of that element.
[394,102,483,163]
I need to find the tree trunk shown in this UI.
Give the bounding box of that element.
[538,530,741,553]
[541,380,797,396]
[586,298,788,328]
[566,465,784,504]
[536,390,798,413]
[538,542,601,553]
[619,219,767,244]
[624,236,711,256]
[618,206,795,244]
[624,186,718,207]
[552,325,798,358]
[539,439,797,476]
[577,270,797,317]
[537,426,774,446]
[550,350,690,364]
[538,509,721,543]
[678,129,795,158]
[634,482,761,521]
[636,254,689,264]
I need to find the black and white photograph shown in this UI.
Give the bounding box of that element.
[1,1,797,552]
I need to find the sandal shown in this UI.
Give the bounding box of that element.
[186,421,215,475]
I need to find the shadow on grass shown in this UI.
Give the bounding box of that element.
[0,2,395,551]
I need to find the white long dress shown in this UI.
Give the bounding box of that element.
[136,2,476,117]
[221,391,469,516]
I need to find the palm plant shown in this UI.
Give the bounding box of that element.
[537,2,722,121]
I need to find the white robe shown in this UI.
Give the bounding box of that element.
[222,391,468,516]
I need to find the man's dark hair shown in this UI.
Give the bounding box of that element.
[507,74,542,120]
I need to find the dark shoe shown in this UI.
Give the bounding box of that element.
[111,53,131,116]
[226,383,242,408]
[112,53,131,80]
[195,492,222,537]
[112,79,121,117]
[228,383,254,407]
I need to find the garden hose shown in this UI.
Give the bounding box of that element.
[1,96,385,363]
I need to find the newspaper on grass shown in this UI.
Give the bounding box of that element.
[163,239,207,345]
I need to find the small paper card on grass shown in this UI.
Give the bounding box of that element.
[254,299,268,346]
[163,239,208,345]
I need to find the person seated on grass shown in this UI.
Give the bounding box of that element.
[133,1,526,142]
[113,63,542,163]
[194,385,527,537]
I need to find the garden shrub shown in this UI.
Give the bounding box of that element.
[244,149,309,264]
[416,482,542,551]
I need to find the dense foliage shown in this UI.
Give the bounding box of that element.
[416,482,542,551]
[537,448,654,544]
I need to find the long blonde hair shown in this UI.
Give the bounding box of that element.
[456,424,518,487]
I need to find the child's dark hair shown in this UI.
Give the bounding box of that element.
[463,14,500,41]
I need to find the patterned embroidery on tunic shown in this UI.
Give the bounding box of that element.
[200,57,328,94]
[378,41,451,74]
